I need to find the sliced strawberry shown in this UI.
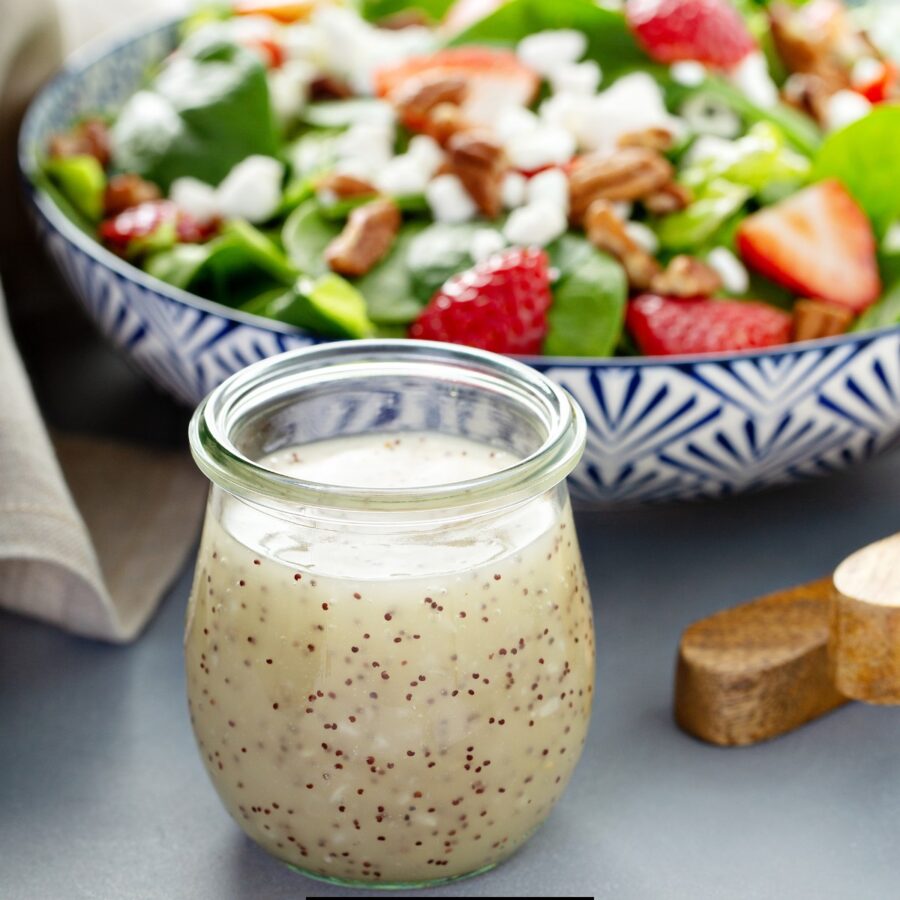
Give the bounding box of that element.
[373,48,540,127]
[627,294,792,356]
[100,200,217,256]
[233,1,315,23]
[736,180,881,313]
[409,247,552,355]
[625,0,755,69]
[854,59,898,104]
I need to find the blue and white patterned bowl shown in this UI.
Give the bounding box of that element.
[20,19,900,505]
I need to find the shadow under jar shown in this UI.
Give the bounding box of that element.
[185,340,595,889]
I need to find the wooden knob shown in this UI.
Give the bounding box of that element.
[831,533,900,704]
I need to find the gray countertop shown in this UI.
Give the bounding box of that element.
[2,299,900,900]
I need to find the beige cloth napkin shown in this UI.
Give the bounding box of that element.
[0,0,204,642]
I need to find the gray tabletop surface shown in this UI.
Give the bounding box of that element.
[2,293,900,900]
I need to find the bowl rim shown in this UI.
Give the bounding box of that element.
[19,13,900,369]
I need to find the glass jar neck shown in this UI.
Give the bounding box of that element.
[189,340,585,520]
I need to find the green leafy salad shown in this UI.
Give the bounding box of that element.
[40,0,900,356]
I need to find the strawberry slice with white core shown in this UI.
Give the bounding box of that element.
[373,48,540,127]
[626,0,755,69]
[736,180,881,313]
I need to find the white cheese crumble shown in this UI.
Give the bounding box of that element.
[517,30,587,75]
[503,202,567,246]
[707,247,749,294]
[426,174,477,223]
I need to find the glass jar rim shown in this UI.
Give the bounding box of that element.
[189,340,586,514]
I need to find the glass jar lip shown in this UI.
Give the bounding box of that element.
[189,340,586,513]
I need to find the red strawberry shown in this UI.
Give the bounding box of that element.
[626,294,792,355]
[373,48,540,127]
[625,0,755,69]
[100,200,217,256]
[410,247,552,355]
[736,180,881,313]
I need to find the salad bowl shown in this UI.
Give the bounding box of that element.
[20,7,900,506]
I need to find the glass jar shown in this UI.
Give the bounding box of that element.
[185,340,594,889]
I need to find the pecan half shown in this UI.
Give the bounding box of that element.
[103,174,161,216]
[792,298,854,342]
[422,102,473,147]
[643,182,692,216]
[584,200,661,291]
[394,74,468,129]
[445,131,506,218]
[569,148,674,223]
[49,118,111,167]
[650,255,723,298]
[325,198,401,277]
[782,72,833,123]
[315,172,378,200]
[617,127,675,154]
[309,75,353,101]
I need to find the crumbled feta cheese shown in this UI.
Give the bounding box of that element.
[517,30,587,75]
[333,157,379,181]
[612,201,633,221]
[539,92,595,134]
[624,222,659,255]
[216,155,285,223]
[375,154,431,197]
[549,60,602,96]
[282,24,330,67]
[407,135,444,177]
[683,135,740,167]
[680,93,742,138]
[505,126,576,171]
[226,14,279,44]
[851,56,885,89]
[729,52,778,110]
[824,89,872,132]
[336,122,395,169]
[170,177,219,224]
[575,73,684,153]
[470,228,507,262]
[112,91,181,160]
[496,106,541,143]
[526,168,569,214]
[670,60,707,87]
[503,202,567,247]
[501,172,528,210]
[268,61,316,123]
[426,174,477,223]
[707,247,749,295]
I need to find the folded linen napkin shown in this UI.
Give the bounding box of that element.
[0,0,203,642]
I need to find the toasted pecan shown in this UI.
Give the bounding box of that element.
[569,148,673,223]
[315,172,378,200]
[617,127,675,154]
[650,255,723,298]
[394,74,468,130]
[445,131,506,218]
[325,198,401,277]
[103,174,161,216]
[49,118,111,167]
[422,102,473,146]
[643,182,693,216]
[792,298,854,342]
[309,75,354,101]
[584,200,661,291]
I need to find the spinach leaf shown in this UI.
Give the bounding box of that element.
[282,199,339,276]
[812,105,900,239]
[544,235,627,356]
[111,36,279,191]
[356,221,430,323]
[449,0,646,82]
[146,220,296,306]
[854,280,900,332]
[669,77,822,157]
[241,275,375,338]
[361,0,456,23]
